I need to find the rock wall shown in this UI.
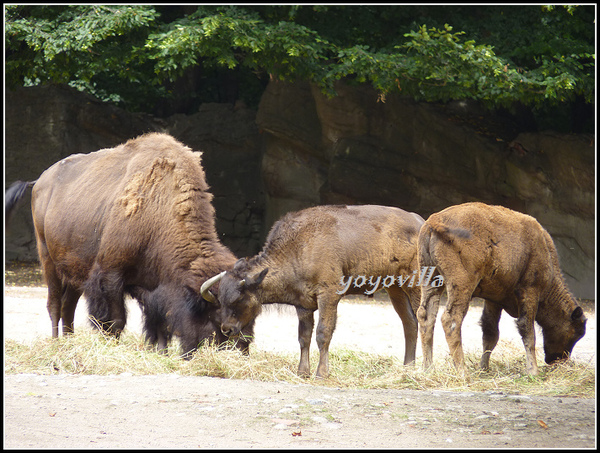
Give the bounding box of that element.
[5,82,595,298]
[5,85,265,262]
[166,103,265,254]
[256,81,595,299]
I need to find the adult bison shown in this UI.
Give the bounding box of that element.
[202,204,425,378]
[5,133,253,355]
[416,202,587,375]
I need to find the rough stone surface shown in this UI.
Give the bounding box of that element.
[256,81,595,298]
[5,85,162,261]
[5,82,594,298]
[5,85,265,260]
[166,102,265,255]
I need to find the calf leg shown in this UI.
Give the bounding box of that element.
[441,284,473,376]
[386,286,418,365]
[314,294,341,378]
[479,300,502,370]
[417,284,442,369]
[296,307,315,378]
[515,289,539,375]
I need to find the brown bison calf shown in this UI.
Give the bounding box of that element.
[202,204,425,378]
[417,202,586,375]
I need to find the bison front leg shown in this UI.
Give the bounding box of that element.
[417,285,442,370]
[296,307,315,378]
[85,267,127,337]
[479,300,502,370]
[156,332,169,353]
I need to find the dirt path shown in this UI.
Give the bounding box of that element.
[5,373,596,449]
[4,286,597,448]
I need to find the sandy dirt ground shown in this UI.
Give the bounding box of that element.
[4,286,597,449]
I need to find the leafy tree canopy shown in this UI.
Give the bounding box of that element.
[5,5,595,122]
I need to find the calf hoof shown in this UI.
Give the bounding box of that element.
[315,366,329,379]
[297,367,311,379]
[452,363,469,381]
[422,357,434,371]
[403,355,416,366]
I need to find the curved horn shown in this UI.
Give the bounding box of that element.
[200,271,226,304]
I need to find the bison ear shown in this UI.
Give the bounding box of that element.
[245,268,268,287]
[571,306,584,321]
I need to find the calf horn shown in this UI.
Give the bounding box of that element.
[200,271,226,304]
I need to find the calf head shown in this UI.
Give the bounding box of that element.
[201,259,268,339]
[542,306,587,364]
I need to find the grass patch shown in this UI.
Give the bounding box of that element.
[4,330,595,399]
[324,347,595,398]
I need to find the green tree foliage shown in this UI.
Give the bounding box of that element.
[5,5,161,103]
[5,5,595,125]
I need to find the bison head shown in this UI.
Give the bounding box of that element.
[201,260,268,339]
[542,306,587,364]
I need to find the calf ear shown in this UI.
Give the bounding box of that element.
[246,268,268,287]
[234,257,248,270]
[571,306,584,321]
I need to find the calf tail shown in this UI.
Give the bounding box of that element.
[425,218,471,242]
[5,180,36,227]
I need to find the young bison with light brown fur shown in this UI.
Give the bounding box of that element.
[202,204,425,378]
[417,202,586,375]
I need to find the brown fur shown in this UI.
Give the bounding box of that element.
[213,204,425,378]
[6,133,252,354]
[416,202,586,375]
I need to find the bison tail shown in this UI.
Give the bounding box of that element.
[5,180,36,227]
